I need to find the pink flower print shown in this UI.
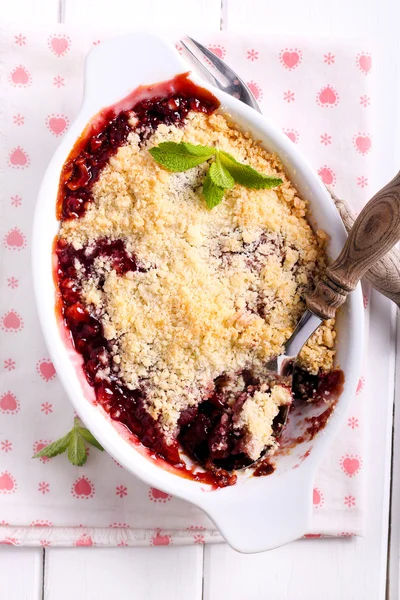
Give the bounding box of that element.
[357,176,368,188]
[324,52,335,65]
[175,44,183,55]
[348,417,359,429]
[110,522,129,528]
[247,49,259,61]
[118,541,128,547]
[4,359,16,371]
[1,441,12,453]
[38,482,50,495]
[93,40,101,46]
[344,495,356,508]
[283,90,295,103]
[53,76,65,88]
[14,34,26,46]
[320,133,332,146]
[10,195,22,207]
[40,540,51,547]
[41,402,53,415]
[360,95,370,107]
[148,487,172,503]
[194,534,205,544]
[7,277,19,289]
[13,114,24,126]
[116,485,128,498]
[0,520,9,526]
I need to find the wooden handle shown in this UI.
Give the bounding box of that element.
[334,194,400,307]
[307,172,400,319]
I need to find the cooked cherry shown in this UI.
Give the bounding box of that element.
[65,303,90,323]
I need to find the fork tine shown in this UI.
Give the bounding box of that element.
[180,40,222,88]
[184,36,261,113]
[186,36,231,78]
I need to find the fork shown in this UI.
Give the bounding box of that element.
[180,36,261,112]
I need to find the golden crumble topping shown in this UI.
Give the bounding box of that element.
[59,110,336,452]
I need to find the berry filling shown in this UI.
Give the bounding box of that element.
[55,74,343,488]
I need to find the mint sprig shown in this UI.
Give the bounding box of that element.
[33,417,103,466]
[148,141,282,209]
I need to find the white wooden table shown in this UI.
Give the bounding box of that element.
[1,0,399,598]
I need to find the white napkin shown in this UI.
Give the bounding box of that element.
[0,26,372,546]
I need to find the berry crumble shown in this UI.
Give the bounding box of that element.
[55,73,340,487]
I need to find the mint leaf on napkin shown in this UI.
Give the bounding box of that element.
[33,418,103,466]
[149,141,282,208]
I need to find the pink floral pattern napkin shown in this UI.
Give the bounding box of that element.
[0,27,371,546]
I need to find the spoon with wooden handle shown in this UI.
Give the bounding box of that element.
[331,190,400,307]
[249,171,400,457]
[307,172,400,319]
[266,171,400,380]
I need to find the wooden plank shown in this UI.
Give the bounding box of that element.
[0,547,43,600]
[44,546,203,600]
[204,292,396,600]
[0,0,59,23]
[388,311,400,600]
[63,0,221,29]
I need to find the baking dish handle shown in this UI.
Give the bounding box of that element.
[81,32,187,116]
[200,468,313,553]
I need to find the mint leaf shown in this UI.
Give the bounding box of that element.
[180,142,216,157]
[33,418,103,466]
[219,151,282,190]
[77,427,104,452]
[149,142,215,172]
[33,432,71,459]
[209,154,235,189]
[202,170,225,209]
[68,428,87,466]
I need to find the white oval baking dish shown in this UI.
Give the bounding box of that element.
[32,32,364,553]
